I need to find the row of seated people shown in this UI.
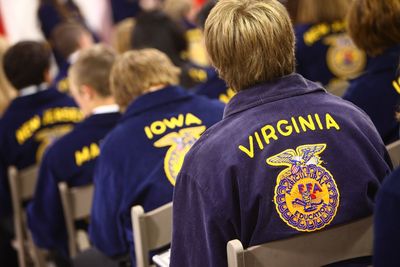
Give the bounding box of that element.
[0,0,399,267]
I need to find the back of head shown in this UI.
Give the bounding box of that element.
[110,48,180,109]
[69,44,116,97]
[347,0,400,56]
[296,0,349,24]
[3,41,51,90]
[163,0,192,22]
[51,22,92,59]
[112,18,136,54]
[205,0,295,91]
[131,10,188,66]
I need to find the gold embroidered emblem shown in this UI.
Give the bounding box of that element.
[267,144,340,232]
[154,126,206,185]
[325,34,366,80]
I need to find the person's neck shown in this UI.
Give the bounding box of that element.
[92,97,116,108]
[143,84,166,94]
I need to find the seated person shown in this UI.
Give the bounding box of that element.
[27,45,120,259]
[170,1,392,266]
[194,1,234,104]
[343,0,400,144]
[50,22,94,93]
[295,0,366,90]
[131,10,211,90]
[374,167,400,267]
[89,48,224,266]
[0,41,82,221]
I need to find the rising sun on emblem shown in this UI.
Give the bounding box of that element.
[267,144,340,232]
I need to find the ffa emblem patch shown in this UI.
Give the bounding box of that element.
[267,144,340,232]
[325,34,366,80]
[35,125,73,161]
[154,126,206,185]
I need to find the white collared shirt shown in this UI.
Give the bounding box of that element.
[92,104,120,115]
[19,83,48,97]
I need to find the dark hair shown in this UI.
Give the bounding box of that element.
[131,10,187,66]
[196,1,216,29]
[3,41,51,90]
[51,22,90,58]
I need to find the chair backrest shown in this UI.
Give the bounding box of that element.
[387,140,400,168]
[227,216,373,267]
[131,202,173,267]
[58,182,94,258]
[8,165,45,267]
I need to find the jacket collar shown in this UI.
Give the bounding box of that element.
[123,85,192,119]
[224,73,325,118]
[364,45,400,74]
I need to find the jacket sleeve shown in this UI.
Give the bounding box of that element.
[373,169,400,267]
[170,172,236,267]
[89,142,128,257]
[26,151,68,254]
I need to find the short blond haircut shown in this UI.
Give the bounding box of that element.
[205,0,295,91]
[296,0,350,24]
[69,44,116,97]
[110,48,180,109]
[347,0,400,56]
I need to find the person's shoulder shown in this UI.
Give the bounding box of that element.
[188,93,225,111]
[181,119,228,168]
[380,168,400,197]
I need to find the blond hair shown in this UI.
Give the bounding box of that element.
[110,48,180,109]
[347,0,400,56]
[0,37,16,116]
[297,0,350,24]
[205,0,295,91]
[69,44,116,97]
[111,18,136,54]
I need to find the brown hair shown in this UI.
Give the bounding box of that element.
[110,49,180,109]
[51,22,91,58]
[205,0,295,91]
[112,18,136,54]
[347,0,400,56]
[3,41,51,90]
[163,0,192,22]
[69,44,116,97]
[296,0,350,24]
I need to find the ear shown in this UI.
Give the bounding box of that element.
[80,85,96,100]
[43,69,52,84]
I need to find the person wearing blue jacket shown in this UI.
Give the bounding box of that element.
[27,45,120,263]
[0,41,82,266]
[170,1,392,266]
[194,1,234,104]
[295,0,366,90]
[89,48,224,266]
[50,22,94,94]
[343,0,400,145]
[374,167,400,267]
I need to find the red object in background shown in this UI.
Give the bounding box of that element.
[194,0,206,8]
[0,7,6,36]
